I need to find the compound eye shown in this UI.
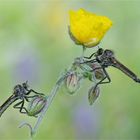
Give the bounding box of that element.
[98,48,104,55]
[105,50,114,57]
[13,85,21,95]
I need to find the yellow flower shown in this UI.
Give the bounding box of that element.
[69,9,112,48]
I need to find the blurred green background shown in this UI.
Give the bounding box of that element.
[0,0,140,139]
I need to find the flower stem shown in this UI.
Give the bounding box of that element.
[31,74,67,137]
[82,46,86,57]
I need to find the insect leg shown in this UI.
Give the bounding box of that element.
[27,89,44,96]
[24,95,39,102]
[90,66,103,72]
[25,86,44,96]
[93,68,111,90]
[13,100,28,114]
[25,95,40,99]
[80,59,97,64]
[19,100,28,114]
[31,89,44,95]
[84,52,96,59]
[24,97,29,102]
[97,68,111,85]
[13,100,23,109]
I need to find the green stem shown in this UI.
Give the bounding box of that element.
[82,46,86,58]
[31,74,67,137]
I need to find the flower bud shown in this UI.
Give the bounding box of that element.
[89,62,105,80]
[88,85,100,105]
[65,71,80,94]
[27,95,47,117]
[94,69,105,80]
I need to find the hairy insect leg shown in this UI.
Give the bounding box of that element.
[26,89,44,96]
[84,52,96,59]
[13,100,28,114]
[26,95,39,98]
[94,68,111,88]
[25,95,40,99]
[98,68,111,85]
[90,66,103,72]
[24,97,29,102]
[80,59,97,64]
[30,89,44,95]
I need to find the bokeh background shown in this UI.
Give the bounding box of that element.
[0,0,140,139]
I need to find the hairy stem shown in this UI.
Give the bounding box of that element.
[31,74,67,136]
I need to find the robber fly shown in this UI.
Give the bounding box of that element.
[74,48,140,105]
[66,48,140,105]
[83,48,140,87]
[0,81,44,117]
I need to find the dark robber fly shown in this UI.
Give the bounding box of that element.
[0,81,44,117]
[83,48,140,89]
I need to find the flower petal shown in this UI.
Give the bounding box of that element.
[69,9,112,48]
